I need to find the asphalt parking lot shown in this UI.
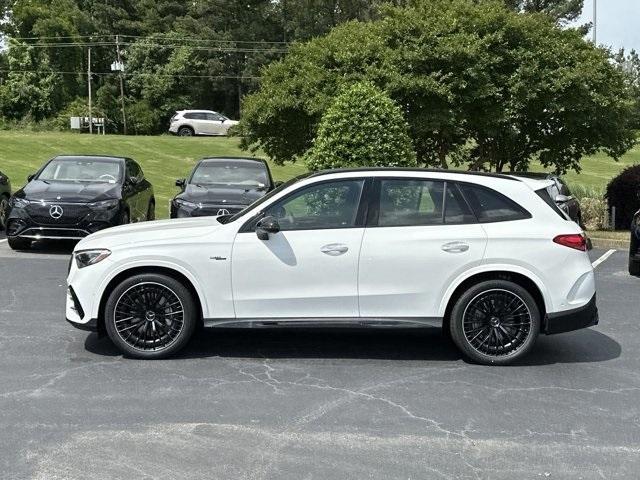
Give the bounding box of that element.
[0,233,638,479]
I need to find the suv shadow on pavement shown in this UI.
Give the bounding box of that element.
[83,326,621,366]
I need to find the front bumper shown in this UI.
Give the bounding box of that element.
[7,203,121,240]
[544,294,598,335]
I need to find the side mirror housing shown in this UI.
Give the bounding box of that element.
[176,179,186,188]
[27,174,35,182]
[555,194,570,204]
[256,215,280,240]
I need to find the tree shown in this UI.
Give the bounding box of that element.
[240,0,636,173]
[504,0,583,23]
[305,82,416,170]
[614,49,640,130]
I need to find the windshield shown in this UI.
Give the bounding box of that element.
[38,159,122,183]
[220,172,313,224]
[191,161,269,188]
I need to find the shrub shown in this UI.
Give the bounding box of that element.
[605,165,640,229]
[580,197,608,230]
[304,82,416,171]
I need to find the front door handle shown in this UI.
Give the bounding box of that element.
[441,241,470,253]
[321,243,349,256]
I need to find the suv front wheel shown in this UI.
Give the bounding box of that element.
[449,280,540,365]
[104,273,197,359]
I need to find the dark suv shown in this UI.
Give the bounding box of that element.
[508,173,582,226]
[0,171,11,230]
[171,157,276,218]
[6,155,154,250]
[630,209,640,276]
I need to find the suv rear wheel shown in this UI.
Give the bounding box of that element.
[178,126,194,136]
[449,280,540,365]
[104,273,197,359]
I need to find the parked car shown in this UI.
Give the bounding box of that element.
[171,157,276,219]
[168,110,239,136]
[66,168,597,365]
[0,170,11,230]
[507,173,582,226]
[6,155,154,250]
[630,208,640,276]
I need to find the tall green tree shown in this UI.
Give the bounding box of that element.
[240,0,635,173]
[504,0,583,23]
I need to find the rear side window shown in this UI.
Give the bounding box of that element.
[459,183,531,223]
[376,179,475,227]
[536,187,568,220]
[184,112,205,120]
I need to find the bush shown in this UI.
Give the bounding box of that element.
[127,100,162,135]
[580,197,608,230]
[605,165,640,229]
[304,82,416,171]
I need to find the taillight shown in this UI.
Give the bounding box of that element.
[553,234,587,251]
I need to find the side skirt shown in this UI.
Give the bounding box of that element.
[203,317,443,329]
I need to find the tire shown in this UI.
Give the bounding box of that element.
[178,126,194,137]
[449,280,540,365]
[147,201,155,221]
[0,195,9,230]
[104,273,198,359]
[8,236,31,251]
[630,257,640,277]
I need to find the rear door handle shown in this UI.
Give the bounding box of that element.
[321,243,349,256]
[441,241,469,253]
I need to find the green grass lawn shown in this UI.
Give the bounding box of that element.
[0,131,638,218]
[0,132,307,218]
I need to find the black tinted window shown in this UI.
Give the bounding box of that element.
[459,183,530,222]
[377,179,474,227]
[265,179,364,231]
[184,112,205,120]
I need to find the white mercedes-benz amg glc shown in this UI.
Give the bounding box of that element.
[66,169,597,365]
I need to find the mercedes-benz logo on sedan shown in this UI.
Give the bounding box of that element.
[217,209,230,215]
[49,204,64,220]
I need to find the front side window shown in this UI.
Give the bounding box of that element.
[38,159,122,184]
[264,179,364,231]
[376,179,474,227]
[459,183,531,223]
[206,113,224,121]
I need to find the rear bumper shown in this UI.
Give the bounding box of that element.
[544,294,598,335]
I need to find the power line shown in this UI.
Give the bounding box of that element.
[0,69,261,79]
[5,34,291,46]
[7,42,288,53]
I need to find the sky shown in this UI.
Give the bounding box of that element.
[576,0,640,53]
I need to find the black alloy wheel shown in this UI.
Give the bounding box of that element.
[0,196,8,230]
[104,274,197,359]
[450,280,540,365]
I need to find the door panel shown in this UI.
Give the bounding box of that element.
[232,229,364,318]
[359,224,487,317]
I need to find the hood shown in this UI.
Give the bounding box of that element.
[76,217,220,250]
[176,184,266,206]
[17,180,120,203]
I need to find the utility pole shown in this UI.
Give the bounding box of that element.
[593,0,597,44]
[87,46,93,134]
[115,35,128,135]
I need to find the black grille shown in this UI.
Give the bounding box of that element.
[192,206,243,217]
[26,203,91,225]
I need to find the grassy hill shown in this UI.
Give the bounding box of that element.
[0,132,306,218]
[0,131,637,218]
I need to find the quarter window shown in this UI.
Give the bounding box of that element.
[459,183,530,223]
[264,179,364,231]
[377,179,474,227]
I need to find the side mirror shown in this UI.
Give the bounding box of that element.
[27,174,35,182]
[555,194,570,204]
[256,215,280,240]
[128,176,138,185]
[176,178,186,188]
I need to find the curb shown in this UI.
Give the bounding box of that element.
[589,238,630,250]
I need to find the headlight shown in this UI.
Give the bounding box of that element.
[175,198,200,209]
[88,199,119,210]
[9,197,29,208]
[75,249,111,268]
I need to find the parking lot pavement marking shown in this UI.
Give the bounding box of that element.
[592,249,616,269]
[0,239,6,244]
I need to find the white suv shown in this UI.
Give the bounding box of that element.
[168,110,238,136]
[66,169,597,365]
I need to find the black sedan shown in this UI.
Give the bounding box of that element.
[171,157,276,219]
[5,155,154,250]
[630,209,640,276]
[0,170,10,230]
